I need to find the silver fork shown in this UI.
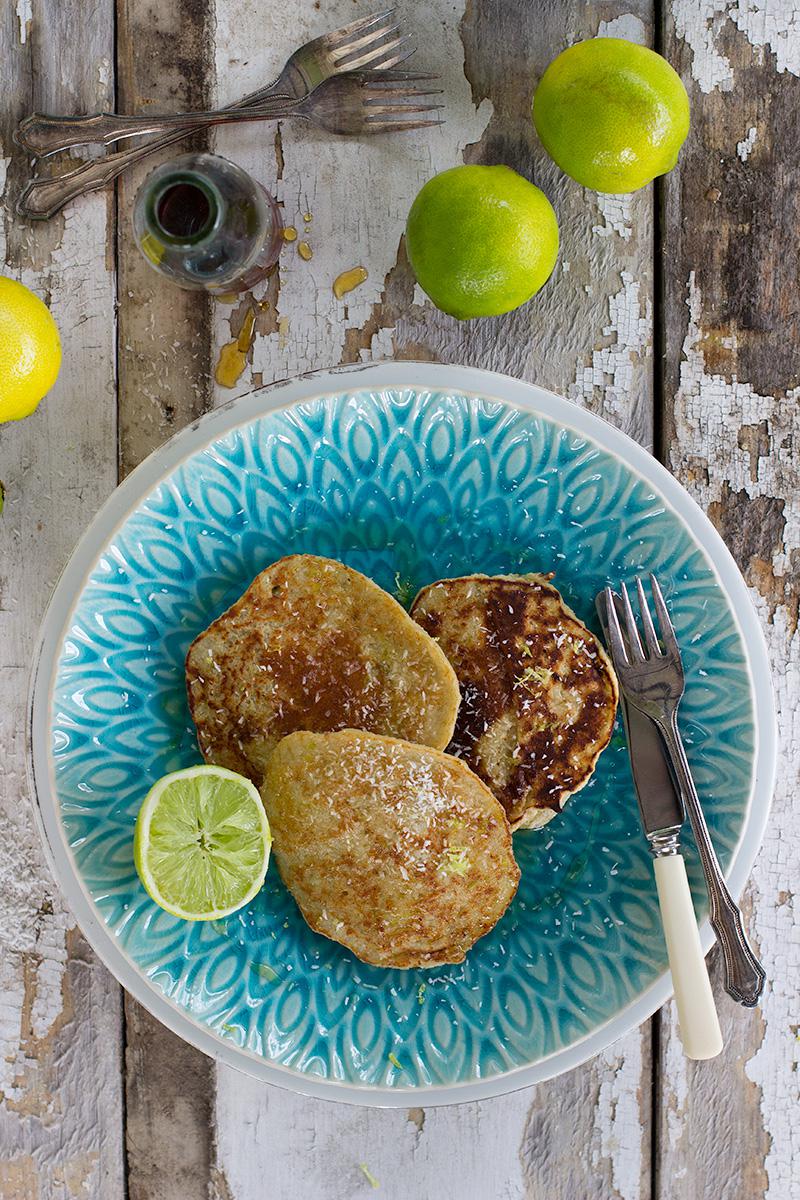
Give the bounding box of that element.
[18,73,441,222]
[603,574,766,1007]
[16,9,412,158]
[19,72,442,152]
[17,9,415,220]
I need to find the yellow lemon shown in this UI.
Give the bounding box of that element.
[405,165,559,320]
[0,277,62,423]
[533,38,690,193]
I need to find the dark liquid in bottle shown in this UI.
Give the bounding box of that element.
[155,182,214,241]
[135,152,283,292]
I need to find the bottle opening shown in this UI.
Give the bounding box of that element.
[155,181,216,242]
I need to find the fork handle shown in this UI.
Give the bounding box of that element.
[16,102,303,221]
[16,102,299,158]
[653,853,723,1059]
[659,713,767,1007]
[18,135,189,219]
[16,72,295,219]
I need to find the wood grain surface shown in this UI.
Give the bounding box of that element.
[1,1,797,1198]
[0,3,125,1199]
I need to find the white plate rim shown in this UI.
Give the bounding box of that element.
[27,360,777,1107]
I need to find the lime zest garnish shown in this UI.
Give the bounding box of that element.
[221,1022,236,1033]
[358,1164,379,1189]
[440,846,470,877]
[388,1051,402,1070]
[417,983,426,1005]
[515,664,553,690]
[254,962,280,982]
[393,571,416,608]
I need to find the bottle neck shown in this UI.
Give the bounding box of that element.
[134,152,283,292]
[144,172,224,248]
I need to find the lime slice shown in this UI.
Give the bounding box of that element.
[134,765,271,921]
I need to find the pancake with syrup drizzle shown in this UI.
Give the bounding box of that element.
[411,573,618,830]
[262,730,520,968]
[185,555,460,783]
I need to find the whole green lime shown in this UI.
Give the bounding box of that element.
[533,38,690,193]
[405,165,559,320]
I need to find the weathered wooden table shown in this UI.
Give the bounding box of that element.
[1,2,797,1197]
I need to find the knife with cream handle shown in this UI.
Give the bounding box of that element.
[596,590,722,1060]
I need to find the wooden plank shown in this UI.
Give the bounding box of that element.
[209,4,655,1198]
[659,4,800,1198]
[125,1000,214,1200]
[0,2,125,1197]
[114,0,220,1194]
[215,1039,650,1200]
[116,0,216,475]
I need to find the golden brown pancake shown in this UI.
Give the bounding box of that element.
[186,555,460,783]
[411,573,618,830]
[262,729,519,968]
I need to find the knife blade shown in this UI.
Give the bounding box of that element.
[595,590,684,839]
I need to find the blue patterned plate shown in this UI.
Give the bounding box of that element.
[29,363,775,1105]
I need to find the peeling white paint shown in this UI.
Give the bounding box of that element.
[214,1070,538,1199]
[412,282,428,309]
[97,56,111,92]
[592,1039,645,1200]
[671,273,800,1199]
[732,0,800,77]
[571,272,652,415]
[671,1,735,92]
[209,0,492,395]
[0,192,117,1121]
[593,193,633,240]
[663,1011,690,1160]
[597,14,647,44]
[737,124,758,160]
[15,0,32,44]
[673,272,800,537]
[673,0,800,93]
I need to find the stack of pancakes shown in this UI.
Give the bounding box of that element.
[186,555,617,967]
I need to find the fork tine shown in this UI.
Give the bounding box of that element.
[325,9,397,49]
[603,587,629,668]
[340,33,415,70]
[636,577,662,658]
[365,117,444,132]
[649,574,681,660]
[337,33,410,70]
[620,582,645,662]
[330,18,402,60]
[364,83,444,99]
[361,70,439,84]
[368,43,417,71]
[366,104,445,118]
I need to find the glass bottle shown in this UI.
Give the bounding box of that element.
[132,152,283,294]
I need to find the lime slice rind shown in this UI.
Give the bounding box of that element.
[134,765,271,921]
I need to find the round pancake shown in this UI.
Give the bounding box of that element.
[262,730,520,968]
[185,555,460,783]
[411,573,618,830]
